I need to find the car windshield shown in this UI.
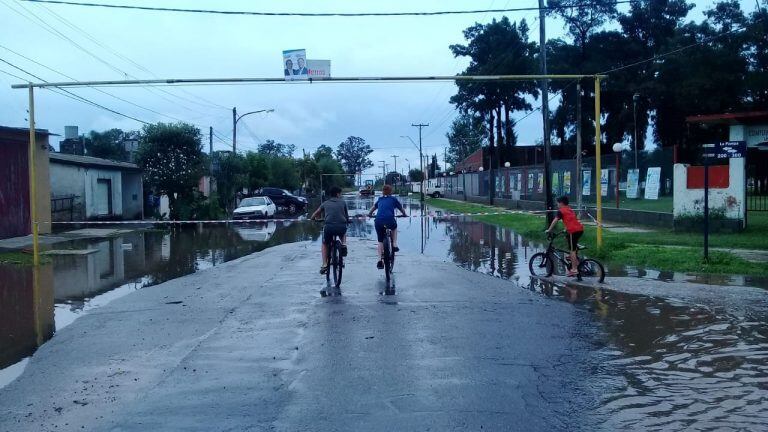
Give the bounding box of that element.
[239,197,267,207]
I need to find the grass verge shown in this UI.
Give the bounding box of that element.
[427,198,768,277]
[0,251,51,266]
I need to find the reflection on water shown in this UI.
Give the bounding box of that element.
[0,221,321,386]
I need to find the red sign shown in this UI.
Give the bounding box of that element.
[687,165,729,189]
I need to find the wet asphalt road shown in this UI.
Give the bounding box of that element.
[0,239,608,431]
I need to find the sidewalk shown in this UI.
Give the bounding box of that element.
[0,228,137,252]
[0,240,607,431]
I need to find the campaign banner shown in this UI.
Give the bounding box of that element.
[645,167,661,200]
[283,49,308,81]
[516,173,522,191]
[307,59,331,79]
[563,171,571,194]
[528,173,534,192]
[626,169,640,198]
[537,173,543,193]
[600,169,609,196]
[582,170,591,196]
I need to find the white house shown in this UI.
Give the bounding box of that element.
[49,153,143,221]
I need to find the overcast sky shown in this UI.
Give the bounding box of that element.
[0,0,752,176]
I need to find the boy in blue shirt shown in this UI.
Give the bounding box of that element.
[367,184,408,269]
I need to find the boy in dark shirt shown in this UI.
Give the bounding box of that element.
[310,186,349,274]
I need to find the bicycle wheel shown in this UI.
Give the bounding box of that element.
[325,242,331,283]
[578,258,605,283]
[383,235,392,284]
[332,240,343,287]
[529,252,554,278]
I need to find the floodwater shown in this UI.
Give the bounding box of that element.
[1,195,767,429]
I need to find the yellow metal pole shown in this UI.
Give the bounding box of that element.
[594,76,603,248]
[28,85,40,267]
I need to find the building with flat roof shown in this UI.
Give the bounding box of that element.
[49,153,144,221]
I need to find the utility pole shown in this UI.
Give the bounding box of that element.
[538,0,554,222]
[209,126,213,196]
[379,160,386,184]
[412,123,428,201]
[232,107,237,153]
[576,82,583,214]
[391,155,398,175]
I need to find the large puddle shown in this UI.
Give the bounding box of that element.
[2,195,767,428]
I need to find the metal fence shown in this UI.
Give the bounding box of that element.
[441,147,676,209]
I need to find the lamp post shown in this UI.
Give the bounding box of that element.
[232,108,274,152]
[612,143,623,209]
[632,93,640,170]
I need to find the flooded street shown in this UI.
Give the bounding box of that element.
[2,195,768,429]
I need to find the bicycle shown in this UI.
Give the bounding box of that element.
[528,231,605,283]
[380,215,407,286]
[315,219,347,290]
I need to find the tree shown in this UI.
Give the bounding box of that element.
[244,152,270,191]
[450,17,539,166]
[408,168,425,182]
[313,144,335,161]
[136,122,204,219]
[428,154,441,178]
[84,128,130,161]
[257,139,296,158]
[446,114,485,168]
[336,136,373,177]
[212,152,247,212]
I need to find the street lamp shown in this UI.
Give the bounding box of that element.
[504,161,511,168]
[232,108,274,152]
[632,93,640,170]
[612,143,624,208]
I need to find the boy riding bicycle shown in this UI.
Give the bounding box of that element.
[310,186,349,274]
[367,184,407,269]
[545,196,584,277]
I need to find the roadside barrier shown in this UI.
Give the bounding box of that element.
[35,207,605,227]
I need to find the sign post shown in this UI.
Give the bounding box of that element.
[703,149,710,261]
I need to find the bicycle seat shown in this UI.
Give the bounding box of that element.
[577,244,587,250]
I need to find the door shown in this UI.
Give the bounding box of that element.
[95,179,112,216]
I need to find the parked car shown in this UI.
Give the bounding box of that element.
[233,196,277,220]
[255,187,308,214]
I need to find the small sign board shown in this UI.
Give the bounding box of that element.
[703,141,746,160]
[645,167,661,200]
[563,171,571,194]
[582,170,591,196]
[626,169,640,198]
[600,169,609,196]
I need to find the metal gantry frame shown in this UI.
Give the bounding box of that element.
[13,73,607,267]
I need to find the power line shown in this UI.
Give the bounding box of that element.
[3,0,224,116]
[22,0,635,17]
[0,56,149,124]
[36,2,229,111]
[601,13,767,75]
[0,43,186,123]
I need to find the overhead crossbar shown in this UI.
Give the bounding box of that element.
[11,74,605,89]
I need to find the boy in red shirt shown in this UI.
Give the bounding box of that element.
[546,196,584,277]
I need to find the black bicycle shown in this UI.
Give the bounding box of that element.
[528,231,605,283]
[315,220,346,289]
[381,215,407,285]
